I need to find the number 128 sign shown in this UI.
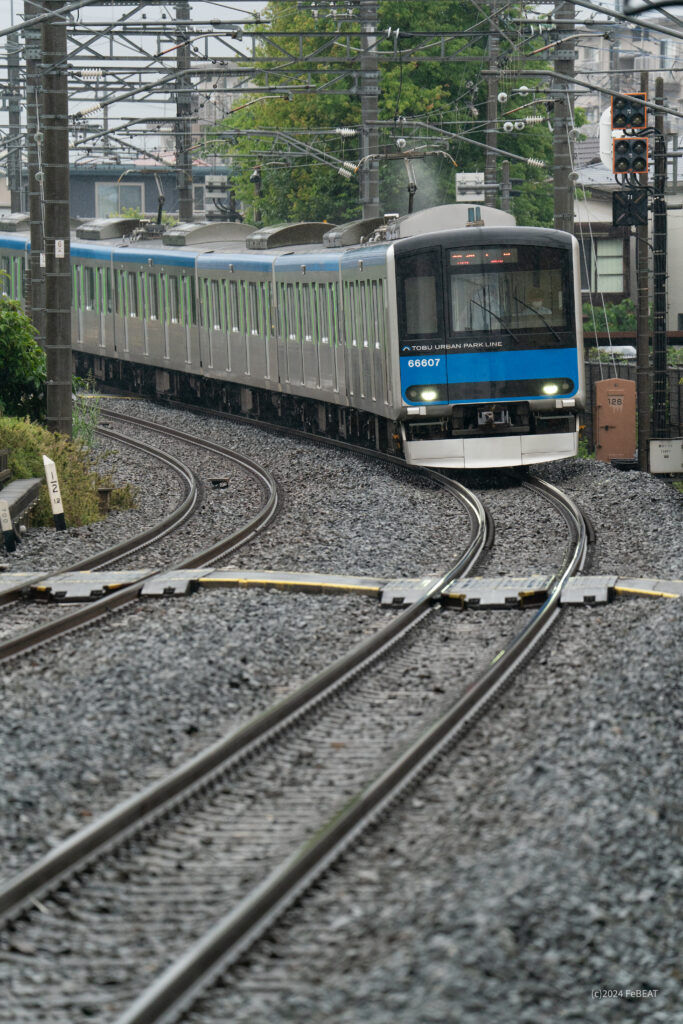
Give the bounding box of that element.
[42,455,66,531]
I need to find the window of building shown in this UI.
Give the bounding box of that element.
[593,239,623,292]
[95,181,144,218]
[580,238,624,294]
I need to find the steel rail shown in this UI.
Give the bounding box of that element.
[113,482,589,1024]
[0,468,487,930]
[0,427,197,607]
[0,418,279,661]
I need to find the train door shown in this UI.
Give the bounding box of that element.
[246,279,268,381]
[394,248,448,407]
[342,280,362,400]
[111,265,129,357]
[126,267,145,359]
[317,283,335,391]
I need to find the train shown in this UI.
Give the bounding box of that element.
[0,203,584,468]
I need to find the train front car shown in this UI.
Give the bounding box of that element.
[391,227,584,469]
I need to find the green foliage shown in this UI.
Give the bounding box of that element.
[72,371,102,448]
[577,431,594,460]
[0,296,46,421]
[583,299,640,333]
[207,1,555,226]
[0,416,135,527]
[112,206,179,227]
[667,346,683,366]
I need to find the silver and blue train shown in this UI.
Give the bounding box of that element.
[0,203,584,468]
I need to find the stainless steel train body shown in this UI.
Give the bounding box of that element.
[0,204,584,468]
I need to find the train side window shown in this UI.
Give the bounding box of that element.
[301,283,312,340]
[239,280,248,334]
[359,281,370,344]
[71,265,79,309]
[318,285,328,343]
[249,282,260,335]
[114,269,124,315]
[211,280,221,330]
[84,267,95,311]
[104,268,112,314]
[148,274,159,320]
[262,281,271,337]
[185,276,196,325]
[286,284,297,340]
[311,284,319,342]
[127,271,138,317]
[329,282,339,346]
[219,280,228,332]
[229,280,239,331]
[169,275,180,322]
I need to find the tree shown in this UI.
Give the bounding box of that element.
[0,296,46,421]
[207,2,555,225]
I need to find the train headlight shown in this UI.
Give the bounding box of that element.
[542,383,560,395]
[420,389,438,402]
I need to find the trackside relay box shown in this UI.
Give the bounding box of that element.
[649,439,683,474]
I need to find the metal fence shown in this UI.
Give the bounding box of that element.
[582,362,683,449]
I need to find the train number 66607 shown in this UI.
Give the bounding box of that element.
[407,358,440,368]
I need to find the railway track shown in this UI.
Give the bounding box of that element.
[0,456,590,1022]
[0,413,279,661]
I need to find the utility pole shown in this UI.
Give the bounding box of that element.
[635,71,650,471]
[42,0,72,436]
[485,0,499,208]
[652,76,668,438]
[552,0,575,233]
[359,0,380,219]
[500,159,511,213]
[24,0,45,343]
[175,2,194,223]
[7,31,23,213]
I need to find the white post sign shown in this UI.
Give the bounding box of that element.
[42,455,66,531]
[0,499,16,552]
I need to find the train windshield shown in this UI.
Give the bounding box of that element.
[448,245,572,342]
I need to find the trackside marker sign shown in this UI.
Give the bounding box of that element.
[42,455,66,531]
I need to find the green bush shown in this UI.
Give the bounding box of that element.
[72,372,102,447]
[0,416,135,527]
[582,298,640,333]
[0,296,46,421]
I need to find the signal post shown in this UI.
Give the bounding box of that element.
[610,80,651,470]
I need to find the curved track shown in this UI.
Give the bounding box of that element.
[0,415,279,661]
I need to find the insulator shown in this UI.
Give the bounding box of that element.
[74,103,102,118]
[338,167,353,179]
[503,121,514,133]
[81,69,103,79]
[525,115,544,125]
[343,161,357,171]
[526,157,545,168]
[335,127,357,137]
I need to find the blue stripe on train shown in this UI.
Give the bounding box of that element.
[401,347,579,404]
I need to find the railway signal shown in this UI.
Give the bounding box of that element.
[613,137,649,174]
[611,92,647,130]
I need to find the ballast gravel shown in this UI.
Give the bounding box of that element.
[0,401,681,1024]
